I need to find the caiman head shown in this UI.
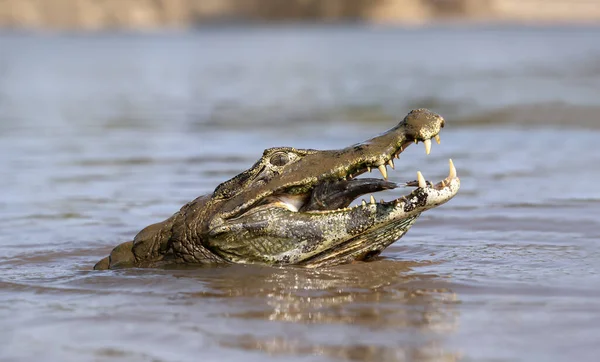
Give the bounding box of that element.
[94,109,460,270]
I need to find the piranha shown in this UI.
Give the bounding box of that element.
[94,109,460,270]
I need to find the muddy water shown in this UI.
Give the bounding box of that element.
[1,26,600,361]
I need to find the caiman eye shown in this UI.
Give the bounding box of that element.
[270,152,290,166]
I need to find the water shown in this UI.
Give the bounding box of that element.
[1,26,600,361]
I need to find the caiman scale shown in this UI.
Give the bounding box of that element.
[94,109,460,270]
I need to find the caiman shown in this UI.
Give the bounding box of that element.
[94,109,460,270]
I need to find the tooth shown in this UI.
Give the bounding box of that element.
[370,195,375,204]
[367,166,371,172]
[414,139,418,144]
[395,153,400,159]
[388,160,394,169]
[380,199,385,204]
[449,159,456,179]
[435,135,441,144]
[424,139,432,155]
[362,200,367,206]
[417,171,426,188]
[378,165,388,180]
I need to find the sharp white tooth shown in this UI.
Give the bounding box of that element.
[417,171,426,188]
[395,153,400,159]
[367,166,371,172]
[449,158,457,179]
[414,139,418,144]
[424,139,432,155]
[435,135,441,144]
[378,165,388,180]
[362,200,367,206]
[380,199,385,204]
[370,195,375,204]
[388,159,394,169]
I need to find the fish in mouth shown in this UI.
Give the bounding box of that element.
[94,109,460,270]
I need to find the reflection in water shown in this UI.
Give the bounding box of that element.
[222,337,460,362]
[170,260,460,361]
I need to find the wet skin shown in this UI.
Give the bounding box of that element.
[94,109,460,270]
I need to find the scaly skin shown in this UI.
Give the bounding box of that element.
[94,109,460,270]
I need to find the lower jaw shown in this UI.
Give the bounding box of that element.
[298,215,420,268]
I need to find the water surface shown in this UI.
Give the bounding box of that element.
[1,26,599,361]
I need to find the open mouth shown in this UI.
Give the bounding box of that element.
[263,135,459,215]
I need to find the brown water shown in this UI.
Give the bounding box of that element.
[1,26,600,361]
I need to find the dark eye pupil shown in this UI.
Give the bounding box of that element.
[270,153,289,166]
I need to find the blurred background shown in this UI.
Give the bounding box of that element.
[1,0,600,29]
[1,1,600,362]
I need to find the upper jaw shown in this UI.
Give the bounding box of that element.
[215,108,447,219]
[336,126,444,184]
[269,131,452,215]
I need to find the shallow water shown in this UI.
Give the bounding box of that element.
[1,26,600,361]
